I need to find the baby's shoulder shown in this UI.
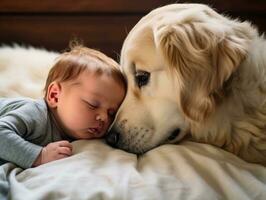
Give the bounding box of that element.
[0,97,48,120]
[0,97,35,113]
[25,98,49,119]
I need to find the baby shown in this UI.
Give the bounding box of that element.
[0,45,126,168]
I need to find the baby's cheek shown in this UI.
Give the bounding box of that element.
[76,108,93,121]
[67,113,90,129]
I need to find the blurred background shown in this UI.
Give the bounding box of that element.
[0,0,265,61]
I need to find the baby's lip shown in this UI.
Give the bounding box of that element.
[88,127,103,135]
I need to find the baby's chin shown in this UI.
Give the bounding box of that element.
[69,130,104,140]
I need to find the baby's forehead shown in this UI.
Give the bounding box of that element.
[82,69,124,86]
[72,71,124,95]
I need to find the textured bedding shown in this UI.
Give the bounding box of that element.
[1,140,266,200]
[0,46,266,200]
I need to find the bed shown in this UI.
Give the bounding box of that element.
[1,0,266,199]
[0,45,266,200]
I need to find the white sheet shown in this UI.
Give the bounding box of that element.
[1,140,266,200]
[0,45,266,200]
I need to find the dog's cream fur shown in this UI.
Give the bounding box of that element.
[109,4,266,165]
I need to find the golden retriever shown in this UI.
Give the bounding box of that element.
[106,3,266,165]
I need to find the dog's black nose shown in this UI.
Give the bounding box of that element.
[106,129,120,147]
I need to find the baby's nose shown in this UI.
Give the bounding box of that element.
[96,112,108,122]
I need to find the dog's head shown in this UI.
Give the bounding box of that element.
[106,4,256,153]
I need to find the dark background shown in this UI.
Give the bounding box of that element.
[0,0,265,61]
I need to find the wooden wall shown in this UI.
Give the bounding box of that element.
[0,0,265,60]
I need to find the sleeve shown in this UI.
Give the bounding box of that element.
[0,105,43,169]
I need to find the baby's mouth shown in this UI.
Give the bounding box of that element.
[87,127,102,135]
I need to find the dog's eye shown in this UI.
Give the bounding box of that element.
[135,70,150,88]
[168,129,180,141]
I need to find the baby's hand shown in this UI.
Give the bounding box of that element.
[33,140,72,167]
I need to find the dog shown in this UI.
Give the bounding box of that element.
[106,3,266,165]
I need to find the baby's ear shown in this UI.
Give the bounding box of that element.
[46,82,61,107]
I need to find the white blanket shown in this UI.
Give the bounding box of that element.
[1,140,266,200]
[0,45,266,200]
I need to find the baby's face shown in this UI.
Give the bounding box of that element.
[55,71,125,139]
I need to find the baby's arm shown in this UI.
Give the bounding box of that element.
[0,129,72,168]
[32,140,72,167]
[0,120,42,168]
[0,100,74,168]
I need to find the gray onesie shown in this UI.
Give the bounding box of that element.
[0,97,68,168]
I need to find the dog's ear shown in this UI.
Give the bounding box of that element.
[154,9,255,121]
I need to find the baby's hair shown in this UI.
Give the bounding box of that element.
[44,44,126,97]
